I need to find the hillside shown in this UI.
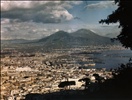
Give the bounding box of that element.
[1,29,119,51]
[38,31,77,48]
[71,29,100,38]
[71,29,113,44]
[1,39,32,44]
[36,29,116,49]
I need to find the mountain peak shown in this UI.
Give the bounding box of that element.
[71,28,99,39]
[55,30,68,34]
[36,28,116,49]
[38,30,71,43]
[50,30,70,37]
[75,29,94,33]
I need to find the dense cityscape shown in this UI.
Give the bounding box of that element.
[1,0,132,100]
[1,45,127,100]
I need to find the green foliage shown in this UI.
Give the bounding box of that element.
[99,0,132,49]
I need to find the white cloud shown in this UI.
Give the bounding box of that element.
[86,1,117,9]
[1,1,82,23]
[1,1,119,40]
[1,19,120,40]
[1,0,83,11]
[1,20,52,40]
[1,18,10,24]
[55,29,60,32]
[1,1,49,11]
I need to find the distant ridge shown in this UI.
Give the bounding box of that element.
[38,31,71,43]
[71,29,100,38]
[38,30,77,48]
[36,29,117,49]
[1,39,32,44]
[1,29,119,50]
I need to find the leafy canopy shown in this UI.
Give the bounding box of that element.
[99,0,132,49]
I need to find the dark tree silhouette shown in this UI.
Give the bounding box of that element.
[99,0,132,49]
[58,81,76,89]
[93,73,104,83]
[112,63,132,91]
[78,78,90,90]
[98,62,132,97]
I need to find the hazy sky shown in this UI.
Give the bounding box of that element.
[1,0,120,40]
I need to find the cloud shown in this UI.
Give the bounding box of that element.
[1,1,82,23]
[86,1,117,9]
[1,18,120,40]
[1,1,49,11]
[1,18,10,24]
[1,20,51,40]
[1,1,82,11]
[1,18,78,40]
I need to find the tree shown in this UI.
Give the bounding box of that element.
[58,81,76,89]
[99,0,132,49]
[111,63,132,91]
[100,63,132,96]
[93,73,104,83]
[78,78,91,90]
